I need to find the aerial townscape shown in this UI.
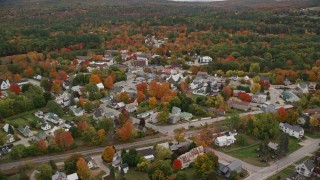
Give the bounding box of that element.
[0,0,320,180]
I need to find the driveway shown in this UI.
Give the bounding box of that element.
[269,87,285,105]
[93,155,110,175]
[13,134,31,147]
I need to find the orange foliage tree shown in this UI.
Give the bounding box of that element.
[137,91,145,103]
[77,121,89,132]
[136,82,148,93]
[89,74,101,84]
[149,97,157,109]
[119,92,131,104]
[38,138,47,152]
[104,76,114,89]
[117,121,133,141]
[102,146,116,162]
[24,68,34,78]
[76,157,91,180]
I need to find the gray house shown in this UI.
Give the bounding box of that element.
[18,125,33,137]
[169,114,180,124]
[219,160,242,178]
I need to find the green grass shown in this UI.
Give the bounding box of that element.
[218,134,258,153]
[267,165,295,180]
[295,156,311,165]
[8,118,28,127]
[305,132,320,139]
[124,169,149,180]
[182,168,197,180]
[227,144,267,167]
[288,137,301,154]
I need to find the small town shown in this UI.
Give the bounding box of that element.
[0,0,320,180]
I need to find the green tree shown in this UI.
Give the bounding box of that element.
[194,151,218,177]
[249,63,260,74]
[36,164,52,180]
[46,100,64,117]
[85,83,101,101]
[98,118,114,132]
[10,144,26,159]
[169,96,181,110]
[157,110,169,123]
[122,149,140,167]
[136,157,150,172]
[0,170,8,180]
[64,154,84,174]
[278,133,289,155]
[176,171,187,180]
[155,145,172,161]
[224,114,241,130]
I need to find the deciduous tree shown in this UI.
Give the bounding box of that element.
[89,74,101,84]
[173,128,185,143]
[76,157,91,180]
[102,146,115,162]
[173,159,182,171]
[104,76,114,89]
[117,121,133,141]
[9,83,21,95]
[149,97,157,109]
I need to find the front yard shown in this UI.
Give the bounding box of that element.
[221,134,301,167]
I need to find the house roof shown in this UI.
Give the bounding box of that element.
[136,147,154,157]
[216,135,236,142]
[228,160,242,171]
[85,156,93,163]
[120,163,128,169]
[268,142,279,151]
[280,123,303,133]
[93,108,104,118]
[0,144,13,155]
[281,91,299,100]
[67,173,79,180]
[302,159,315,171]
[52,171,67,180]
[172,106,181,114]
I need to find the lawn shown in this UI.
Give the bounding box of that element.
[124,169,149,180]
[267,165,295,180]
[227,144,268,167]
[304,132,320,139]
[182,168,197,180]
[7,118,28,127]
[288,137,301,154]
[218,134,258,153]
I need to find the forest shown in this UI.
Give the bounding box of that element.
[0,0,320,77]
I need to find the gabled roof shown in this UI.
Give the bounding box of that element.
[302,159,315,171]
[136,147,154,157]
[280,123,303,133]
[228,160,242,171]
[120,163,128,169]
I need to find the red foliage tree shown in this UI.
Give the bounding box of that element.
[38,138,47,152]
[238,92,251,102]
[104,76,114,89]
[9,83,21,95]
[77,121,89,132]
[57,70,68,81]
[173,159,182,171]
[277,107,288,122]
[136,82,147,93]
[54,129,74,149]
[137,91,145,103]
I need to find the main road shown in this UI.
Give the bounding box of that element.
[0,136,169,171]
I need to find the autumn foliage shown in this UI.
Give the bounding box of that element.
[9,83,21,95]
[77,121,89,132]
[104,76,114,89]
[76,157,91,180]
[89,74,101,84]
[54,129,74,149]
[117,121,133,141]
[238,92,251,102]
[173,159,182,171]
[277,107,288,122]
[102,146,116,162]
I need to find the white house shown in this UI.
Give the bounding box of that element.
[177,146,204,169]
[67,173,79,180]
[279,123,304,139]
[166,74,183,85]
[199,56,212,64]
[125,104,137,113]
[6,134,15,144]
[69,106,84,117]
[214,135,236,147]
[0,79,10,90]
[96,83,104,90]
[44,113,64,125]
[150,112,159,123]
[33,74,42,80]
[34,111,44,118]
[296,160,315,177]
[41,122,52,131]
[136,110,153,118]
[85,157,98,169]
[251,93,267,104]
[3,124,13,133]
[119,163,129,174]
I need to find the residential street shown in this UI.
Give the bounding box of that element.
[145,110,263,136]
[246,138,320,180]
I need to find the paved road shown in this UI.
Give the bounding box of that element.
[146,111,263,136]
[246,137,320,180]
[0,136,169,171]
